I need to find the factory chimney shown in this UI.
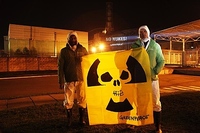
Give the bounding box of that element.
[105,0,114,34]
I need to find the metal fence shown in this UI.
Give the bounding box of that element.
[0,49,199,72]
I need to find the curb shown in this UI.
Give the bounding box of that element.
[0,93,64,111]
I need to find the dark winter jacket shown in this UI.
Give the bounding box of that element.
[58,43,88,84]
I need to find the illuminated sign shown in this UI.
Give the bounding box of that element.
[106,36,138,42]
[112,37,127,41]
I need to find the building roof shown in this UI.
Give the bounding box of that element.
[152,19,200,42]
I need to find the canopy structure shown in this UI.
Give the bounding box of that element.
[152,19,200,66]
[152,19,200,43]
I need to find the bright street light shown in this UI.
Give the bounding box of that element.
[99,43,105,51]
[91,46,97,53]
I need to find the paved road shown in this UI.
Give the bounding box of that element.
[159,74,200,95]
[0,75,62,99]
[161,85,200,94]
[1,74,200,99]
[0,73,200,110]
[159,74,200,87]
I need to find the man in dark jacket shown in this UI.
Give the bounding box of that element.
[58,31,88,127]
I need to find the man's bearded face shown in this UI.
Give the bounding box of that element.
[68,35,77,46]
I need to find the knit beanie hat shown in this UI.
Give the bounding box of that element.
[67,31,78,41]
[138,25,150,38]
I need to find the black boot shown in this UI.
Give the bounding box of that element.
[79,108,86,126]
[153,111,162,133]
[65,109,72,127]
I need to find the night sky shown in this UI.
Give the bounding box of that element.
[0,0,200,49]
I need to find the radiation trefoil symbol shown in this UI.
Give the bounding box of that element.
[86,53,147,112]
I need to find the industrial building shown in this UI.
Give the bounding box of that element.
[4,24,88,57]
